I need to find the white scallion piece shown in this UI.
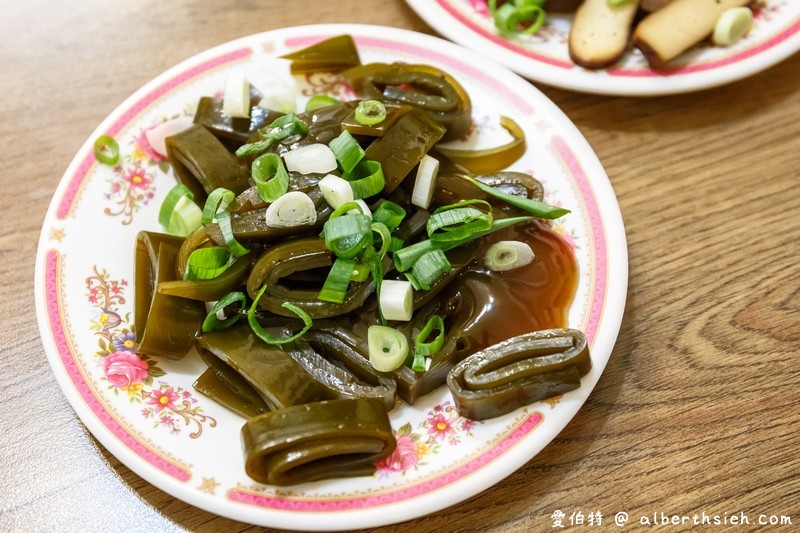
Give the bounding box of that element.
[713,7,754,46]
[484,240,535,271]
[368,325,409,372]
[265,191,317,227]
[411,154,440,209]
[282,144,338,175]
[144,117,193,157]
[223,72,250,118]
[257,84,297,113]
[379,280,414,321]
[319,174,354,208]
[348,199,372,218]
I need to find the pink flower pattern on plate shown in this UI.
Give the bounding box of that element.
[375,401,479,476]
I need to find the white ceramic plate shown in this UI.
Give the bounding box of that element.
[406,0,800,95]
[34,24,627,530]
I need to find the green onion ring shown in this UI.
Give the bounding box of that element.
[94,134,120,166]
[247,285,313,345]
[317,258,357,303]
[202,291,246,332]
[344,160,385,199]
[305,95,340,111]
[216,211,250,258]
[415,314,445,357]
[185,247,232,281]
[372,201,407,232]
[355,100,387,126]
[201,187,235,225]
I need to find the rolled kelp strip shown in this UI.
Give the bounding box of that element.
[246,237,375,319]
[197,325,326,411]
[301,328,397,410]
[241,398,396,485]
[447,329,591,420]
[134,231,205,359]
[165,124,250,202]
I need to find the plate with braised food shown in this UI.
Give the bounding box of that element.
[406,0,800,95]
[35,24,626,529]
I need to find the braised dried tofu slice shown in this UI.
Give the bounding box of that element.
[633,0,752,67]
[569,0,641,69]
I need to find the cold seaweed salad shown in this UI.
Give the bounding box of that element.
[113,35,592,486]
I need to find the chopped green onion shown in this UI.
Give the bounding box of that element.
[283,143,337,175]
[215,211,250,257]
[185,247,231,280]
[351,199,372,218]
[404,271,422,291]
[463,175,570,219]
[368,325,409,372]
[411,154,439,209]
[607,0,634,6]
[322,211,373,259]
[372,201,406,232]
[235,114,307,157]
[202,291,247,332]
[393,215,535,272]
[158,184,202,236]
[265,191,317,227]
[305,95,340,111]
[247,285,313,345]
[415,314,445,357]
[371,222,392,259]
[201,187,235,225]
[379,279,413,322]
[713,7,754,46]
[355,100,387,126]
[319,174,354,208]
[344,160,385,199]
[329,130,365,174]
[93,135,119,166]
[252,153,289,203]
[489,0,546,36]
[411,249,451,290]
[485,240,535,271]
[223,72,250,118]
[427,199,493,242]
[318,258,357,303]
[388,236,404,252]
[351,262,371,282]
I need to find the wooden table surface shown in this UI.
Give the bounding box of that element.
[3,0,799,531]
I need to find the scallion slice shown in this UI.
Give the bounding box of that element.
[371,222,392,259]
[265,190,317,227]
[329,130,364,174]
[318,258,357,303]
[318,174,354,209]
[305,94,340,111]
[344,160,385,199]
[202,291,246,332]
[185,247,232,280]
[247,285,313,345]
[388,236,404,252]
[235,114,307,157]
[222,72,250,118]
[463,175,570,219]
[252,153,290,203]
[378,279,413,322]
[427,199,493,242]
[355,100,387,126]
[201,187,235,225]
[215,211,250,257]
[394,215,535,272]
[368,325,409,372]
[158,184,202,236]
[372,201,406,232]
[411,154,439,209]
[282,143,338,175]
[415,314,445,357]
[322,211,373,259]
[489,0,546,36]
[485,240,535,271]
[350,262,371,282]
[411,249,451,290]
[93,135,120,166]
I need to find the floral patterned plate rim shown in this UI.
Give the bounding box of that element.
[34,24,627,530]
[406,0,800,96]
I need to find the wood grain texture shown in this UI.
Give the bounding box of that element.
[2,0,799,531]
